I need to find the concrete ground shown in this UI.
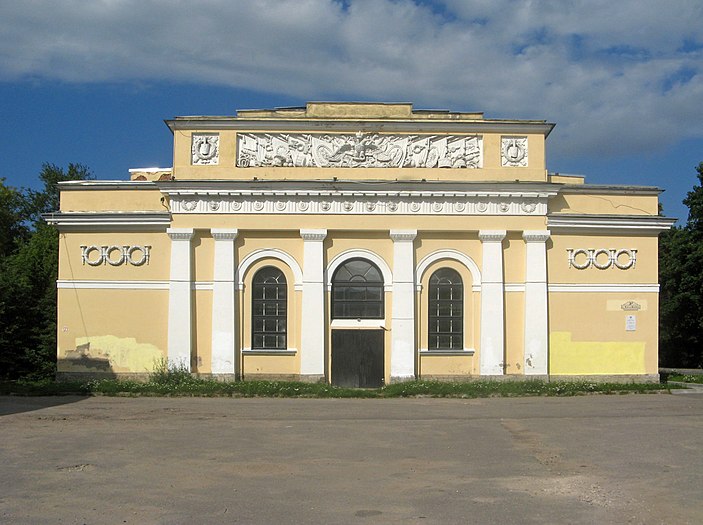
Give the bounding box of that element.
[1,394,702,525]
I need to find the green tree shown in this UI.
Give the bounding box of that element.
[0,163,92,379]
[659,162,703,368]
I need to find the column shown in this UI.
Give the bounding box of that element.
[479,230,506,375]
[167,228,194,370]
[300,229,327,379]
[211,229,238,375]
[390,230,417,382]
[523,230,550,375]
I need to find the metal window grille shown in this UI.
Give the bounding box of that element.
[252,266,287,349]
[428,268,463,350]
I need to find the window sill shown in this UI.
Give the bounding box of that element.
[419,349,475,356]
[242,348,298,356]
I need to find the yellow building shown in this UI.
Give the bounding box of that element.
[47,102,675,384]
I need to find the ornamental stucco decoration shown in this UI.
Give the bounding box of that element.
[81,245,151,266]
[237,132,482,168]
[567,249,637,270]
[168,192,549,216]
[192,134,219,165]
[501,136,528,167]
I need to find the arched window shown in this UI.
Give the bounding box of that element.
[332,258,384,319]
[252,266,287,349]
[428,268,463,350]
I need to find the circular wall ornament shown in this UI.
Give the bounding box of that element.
[276,201,287,211]
[253,201,265,211]
[387,202,398,212]
[320,201,331,212]
[366,202,376,212]
[499,202,510,213]
[208,200,220,212]
[231,200,242,211]
[454,202,466,212]
[432,202,443,213]
[477,202,488,213]
[410,202,421,213]
[521,201,537,213]
[343,201,354,212]
[298,201,309,212]
[182,200,197,212]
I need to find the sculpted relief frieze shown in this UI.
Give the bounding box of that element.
[236,132,483,169]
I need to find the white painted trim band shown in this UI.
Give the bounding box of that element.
[549,283,659,293]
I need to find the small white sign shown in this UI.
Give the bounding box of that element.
[625,315,637,331]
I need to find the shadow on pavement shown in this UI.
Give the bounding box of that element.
[0,395,89,416]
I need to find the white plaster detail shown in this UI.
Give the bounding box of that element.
[479,230,506,376]
[237,249,303,291]
[211,228,238,375]
[326,249,393,292]
[167,228,194,370]
[237,132,482,168]
[522,230,550,375]
[390,230,417,381]
[192,133,219,165]
[167,190,550,216]
[81,245,151,266]
[501,136,528,167]
[331,319,387,329]
[300,229,327,377]
[567,249,637,270]
[549,283,659,293]
[415,249,481,290]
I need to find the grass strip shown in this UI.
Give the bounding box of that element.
[0,378,677,398]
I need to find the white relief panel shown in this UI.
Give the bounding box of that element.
[192,134,219,165]
[501,136,528,167]
[81,245,151,266]
[237,132,482,168]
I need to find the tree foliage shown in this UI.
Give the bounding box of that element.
[659,162,703,368]
[0,163,92,379]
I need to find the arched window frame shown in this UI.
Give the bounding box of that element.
[428,268,464,351]
[331,258,385,320]
[251,266,288,350]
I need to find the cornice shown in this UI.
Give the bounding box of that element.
[548,214,677,234]
[44,211,171,231]
[165,118,556,136]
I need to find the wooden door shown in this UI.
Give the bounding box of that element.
[331,330,384,388]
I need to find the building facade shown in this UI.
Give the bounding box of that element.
[48,102,675,384]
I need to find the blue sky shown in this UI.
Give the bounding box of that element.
[1,0,702,220]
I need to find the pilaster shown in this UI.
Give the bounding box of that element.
[211,229,238,375]
[390,230,417,382]
[167,228,194,370]
[300,229,327,378]
[479,230,506,375]
[523,230,550,375]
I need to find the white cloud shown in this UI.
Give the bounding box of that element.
[1,0,701,158]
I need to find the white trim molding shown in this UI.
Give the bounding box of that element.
[237,249,304,291]
[415,249,482,290]
[548,214,676,234]
[331,319,387,329]
[549,283,660,293]
[44,211,171,231]
[326,249,393,291]
[57,279,169,290]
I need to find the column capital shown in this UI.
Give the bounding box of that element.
[211,228,238,241]
[479,230,506,242]
[300,229,327,242]
[523,230,550,243]
[390,229,417,242]
[167,228,194,241]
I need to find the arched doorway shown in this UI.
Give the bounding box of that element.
[330,258,385,387]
